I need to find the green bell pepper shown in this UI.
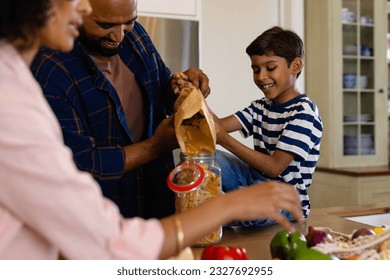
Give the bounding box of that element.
[270,230,332,260]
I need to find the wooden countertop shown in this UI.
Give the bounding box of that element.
[316,165,390,177]
[192,203,390,260]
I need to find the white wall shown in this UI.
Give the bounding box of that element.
[200,0,304,148]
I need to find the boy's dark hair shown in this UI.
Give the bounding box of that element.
[0,0,52,49]
[246,26,304,77]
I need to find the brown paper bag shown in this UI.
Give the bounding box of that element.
[174,87,216,156]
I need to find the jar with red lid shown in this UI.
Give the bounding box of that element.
[167,152,222,246]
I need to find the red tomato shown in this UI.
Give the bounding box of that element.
[201,245,248,260]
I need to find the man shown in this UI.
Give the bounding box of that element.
[31,0,210,219]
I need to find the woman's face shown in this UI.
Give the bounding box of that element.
[39,0,92,52]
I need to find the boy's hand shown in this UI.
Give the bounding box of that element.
[214,120,229,145]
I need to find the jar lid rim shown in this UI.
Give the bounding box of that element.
[167,163,205,193]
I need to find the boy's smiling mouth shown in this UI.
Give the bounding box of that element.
[261,83,275,90]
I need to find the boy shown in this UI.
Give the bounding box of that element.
[214,26,323,227]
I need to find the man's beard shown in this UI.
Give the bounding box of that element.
[78,27,120,57]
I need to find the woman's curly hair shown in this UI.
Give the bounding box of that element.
[0,0,53,47]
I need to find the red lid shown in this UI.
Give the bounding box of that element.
[167,163,205,193]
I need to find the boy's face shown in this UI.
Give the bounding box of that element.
[250,54,302,105]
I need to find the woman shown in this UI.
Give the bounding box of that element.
[0,0,303,260]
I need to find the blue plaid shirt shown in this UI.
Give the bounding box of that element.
[31,22,175,218]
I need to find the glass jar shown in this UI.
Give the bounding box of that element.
[167,152,222,246]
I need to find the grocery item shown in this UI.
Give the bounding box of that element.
[170,82,222,246]
[312,225,390,260]
[270,225,390,260]
[305,226,334,247]
[270,230,293,259]
[269,230,331,260]
[174,86,216,156]
[201,245,248,260]
[168,153,222,246]
[351,227,376,240]
[294,247,334,260]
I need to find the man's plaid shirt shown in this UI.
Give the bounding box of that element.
[31,22,175,218]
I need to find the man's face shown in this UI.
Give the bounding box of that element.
[79,0,138,56]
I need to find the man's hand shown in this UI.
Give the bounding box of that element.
[123,115,179,173]
[151,115,179,153]
[171,68,210,97]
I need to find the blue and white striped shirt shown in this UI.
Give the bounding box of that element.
[234,93,323,218]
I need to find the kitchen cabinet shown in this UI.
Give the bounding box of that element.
[138,0,200,20]
[308,167,390,207]
[305,0,388,168]
[305,0,390,208]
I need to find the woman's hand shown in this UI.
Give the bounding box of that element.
[224,181,303,232]
[158,180,303,259]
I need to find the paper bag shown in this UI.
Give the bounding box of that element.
[174,87,216,156]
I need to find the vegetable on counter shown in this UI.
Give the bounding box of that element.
[270,230,333,260]
[305,226,334,247]
[351,227,376,240]
[271,225,390,260]
[201,245,248,260]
